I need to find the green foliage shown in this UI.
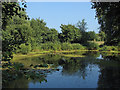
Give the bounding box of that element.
[71,43,86,50]
[32,46,42,52]
[80,32,88,44]
[30,18,48,44]
[95,34,101,41]
[76,19,88,32]
[3,2,120,62]
[99,31,106,41]
[41,42,61,50]
[2,2,28,61]
[30,18,59,47]
[92,2,120,45]
[19,44,31,54]
[60,24,82,43]
[87,42,99,50]
[2,2,28,30]
[87,31,97,41]
[61,43,86,50]
[99,45,118,51]
[47,28,59,42]
[61,42,73,50]
[32,42,86,51]
[118,42,120,51]
[2,16,33,59]
[111,46,118,51]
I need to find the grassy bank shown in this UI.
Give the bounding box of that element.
[13,49,120,60]
[2,49,120,71]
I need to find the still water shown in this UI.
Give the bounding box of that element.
[4,51,120,88]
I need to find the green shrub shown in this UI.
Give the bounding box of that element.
[19,44,31,54]
[71,43,86,50]
[40,43,49,50]
[52,42,61,50]
[99,45,118,51]
[118,42,120,51]
[111,46,118,51]
[61,42,73,50]
[41,42,61,50]
[87,42,99,50]
[32,46,42,52]
[40,42,86,51]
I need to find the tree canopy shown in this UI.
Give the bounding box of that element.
[76,19,88,32]
[92,2,120,45]
[60,24,82,43]
[2,1,28,61]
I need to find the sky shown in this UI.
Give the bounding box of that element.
[26,2,100,33]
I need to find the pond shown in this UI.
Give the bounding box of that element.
[3,51,120,88]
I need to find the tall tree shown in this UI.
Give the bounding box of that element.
[30,18,50,44]
[76,19,88,32]
[92,2,120,45]
[2,1,28,61]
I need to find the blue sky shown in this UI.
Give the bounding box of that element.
[26,2,100,33]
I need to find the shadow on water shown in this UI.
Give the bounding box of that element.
[2,51,120,88]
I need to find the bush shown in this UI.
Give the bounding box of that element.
[41,42,61,50]
[71,43,86,50]
[87,42,99,50]
[52,42,61,50]
[32,46,42,52]
[39,42,86,51]
[19,44,31,54]
[61,42,73,50]
[99,45,118,51]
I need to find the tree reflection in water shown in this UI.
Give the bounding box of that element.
[97,55,120,88]
[3,51,120,88]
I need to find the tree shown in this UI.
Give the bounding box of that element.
[76,19,88,45]
[30,18,44,45]
[79,32,88,45]
[2,1,28,30]
[87,31,97,41]
[76,19,88,32]
[92,2,120,45]
[2,1,28,61]
[99,31,106,41]
[2,15,33,60]
[46,28,59,42]
[96,34,101,41]
[60,24,82,43]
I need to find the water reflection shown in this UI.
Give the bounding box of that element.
[3,51,120,88]
[97,54,120,88]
